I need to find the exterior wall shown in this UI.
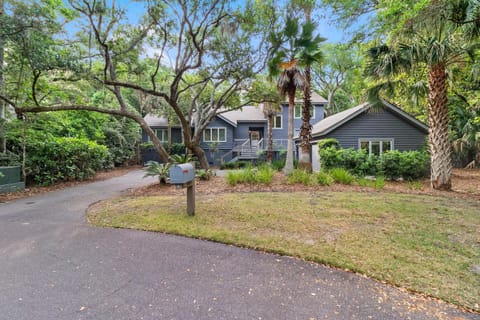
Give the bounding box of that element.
[200,117,235,165]
[273,103,325,140]
[141,127,183,144]
[320,108,427,151]
[233,122,267,141]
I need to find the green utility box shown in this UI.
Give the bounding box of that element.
[0,166,25,193]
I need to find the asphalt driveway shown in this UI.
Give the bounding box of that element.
[0,170,478,320]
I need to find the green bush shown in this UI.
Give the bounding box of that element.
[225,165,274,186]
[288,169,314,185]
[379,150,430,180]
[329,168,355,185]
[196,169,215,181]
[220,161,249,170]
[320,147,378,176]
[320,147,430,180]
[318,138,340,149]
[271,159,285,171]
[26,137,108,186]
[316,171,333,186]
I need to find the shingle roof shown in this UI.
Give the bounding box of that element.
[218,106,266,126]
[293,91,328,104]
[144,114,169,127]
[310,100,428,138]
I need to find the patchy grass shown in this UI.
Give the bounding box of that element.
[88,191,480,311]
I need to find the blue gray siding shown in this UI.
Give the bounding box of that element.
[320,108,427,151]
[142,127,183,144]
[200,117,235,164]
[273,103,325,140]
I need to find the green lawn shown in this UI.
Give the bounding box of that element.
[88,191,480,311]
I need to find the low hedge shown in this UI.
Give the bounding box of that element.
[319,146,429,179]
[27,137,108,185]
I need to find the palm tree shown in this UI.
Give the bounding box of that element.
[262,101,281,163]
[366,0,480,190]
[268,17,323,175]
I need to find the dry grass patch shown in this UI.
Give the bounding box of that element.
[88,191,480,311]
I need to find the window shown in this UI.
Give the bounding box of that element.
[273,115,282,129]
[294,104,315,119]
[359,138,394,156]
[148,129,168,143]
[204,127,227,142]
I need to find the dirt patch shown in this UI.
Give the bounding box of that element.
[130,169,480,201]
[0,166,141,203]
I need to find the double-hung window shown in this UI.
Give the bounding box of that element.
[294,104,315,119]
[148,129,168,143]
[273,115,282,129]
[359,138,394,156]
[204,127,227,143]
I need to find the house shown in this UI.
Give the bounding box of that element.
[143,93,328,165]
[309,100,429,171]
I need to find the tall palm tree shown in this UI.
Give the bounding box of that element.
[268,16,323,174]
[366,0,480,190]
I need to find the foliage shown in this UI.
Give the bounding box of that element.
[315,171,333,186]
[378,150,430,180]
[220,161,250,170]
[0,151,21,166]
[170,153,196,164]
[143,161,171,185]
[169,143,186,156]
[226,165,275,186]
[320,147,378,176]
[329,168,355,185]
[271,159,286,171]
[320,146,430,180]
[196,169,215,181]
[26,137,108,186]
[288,169,315,185]
[318,138,340,149]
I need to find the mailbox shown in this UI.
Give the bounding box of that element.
[169,163,195,184]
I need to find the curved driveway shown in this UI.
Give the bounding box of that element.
[0,170,478,320]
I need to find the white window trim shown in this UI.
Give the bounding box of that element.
[294,104,315,119]
[148,128,169,143]
[203,127,227,143]
[273,114,283,130]
[358,138,394,155]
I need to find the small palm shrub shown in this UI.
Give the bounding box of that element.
[171,154,196,164]
[143,161,171,184]
[329,168,355,185]
[316,171,333,186]
[256,165,275,185]
[288,169,314,185]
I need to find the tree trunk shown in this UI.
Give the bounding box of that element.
[428,64,452,190]
[0,0,6,153]
[267,113,273,163]
[191,144,209,169]
[283,89,295,175]
[298,66,312,172]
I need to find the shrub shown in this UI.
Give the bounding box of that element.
[0,151,21,166]
[320,147,378,176]
[225,165,274,186]
[318,138,340,149]
[196,169,215,181]
[143,161,171,184]
[170,143,186,155]
[288,169,314,185]
[220,161,250,170]
[316,171,333,186]
[379,150,429,180]
[271,159,285,171]
[329,168,355,185]
[375,176,386,189]
[171,153,196,164]
[26,137,108,186]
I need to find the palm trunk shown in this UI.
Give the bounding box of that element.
[428,64,452,190]
[267,113,273,163]
[0,0,6,153]
[283,89,295,175]
[298,66,312,172]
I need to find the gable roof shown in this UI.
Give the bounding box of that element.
[311,100,428,138]
[144,114,169,127]
[218,106,266,127]
[293,91,328,104]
